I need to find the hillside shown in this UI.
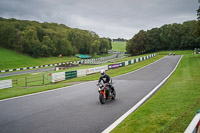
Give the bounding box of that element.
[0,47,79,70]
[111,41,126,52]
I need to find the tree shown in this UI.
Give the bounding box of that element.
[22,28,40,55]
[90,40,100,55]
[198,0,200,21]
[0,17,114,57]
[127,20,199,55]
[146,28,161,52]
[41,36,56,56]
[100,38,110,53]
[127,30,147,55]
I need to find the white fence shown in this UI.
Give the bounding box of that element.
[185,113,200,133]
[51,53,156,83]
[52,72,65,83]
[0,79,12,89]
[77,69,87,77]
[125,61,128,66]
[86,65,108,75]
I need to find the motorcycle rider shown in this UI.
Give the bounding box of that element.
[98,70,113,97]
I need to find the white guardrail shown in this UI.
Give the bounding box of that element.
[86,65,108,75]
[51,53,156,83]
[77,69,87,77]
[0,79,12,89]
[185,112,200,133]
[52,72,65,83]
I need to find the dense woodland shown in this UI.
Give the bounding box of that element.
[0,17,112,57]
[126,20,200,55]
[112,38,127,42]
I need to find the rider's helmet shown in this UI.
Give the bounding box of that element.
[101,70,106,76]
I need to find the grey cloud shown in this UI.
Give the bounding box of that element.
[0,0,198,39]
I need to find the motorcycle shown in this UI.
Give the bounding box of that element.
[96,82,116,104]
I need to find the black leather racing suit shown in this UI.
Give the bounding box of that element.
[98,74,113,97]
[98,74,111,84]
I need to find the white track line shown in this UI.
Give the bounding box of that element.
[102,55,183,133]
[0,55,166,102]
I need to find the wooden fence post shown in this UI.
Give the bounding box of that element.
[43,73,44,85]
[25,77,27,86]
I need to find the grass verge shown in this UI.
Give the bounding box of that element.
[0,47,111,70]
[111,52,200,133]
[111,41,126,52]
[0,55,165,100]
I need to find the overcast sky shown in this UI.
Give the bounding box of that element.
[0,0,198,39]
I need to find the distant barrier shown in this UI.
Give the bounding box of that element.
[108,51,125,54]
[108,53,156,70]
[0,61,79,73]
[108,63,122,69]
[185,110,200,133]
[0,54,118,73]
[51,53,156,83]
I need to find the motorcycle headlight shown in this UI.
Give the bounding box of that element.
[99,86,104,91]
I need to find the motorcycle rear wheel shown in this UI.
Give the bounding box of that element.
[99,93,106,104]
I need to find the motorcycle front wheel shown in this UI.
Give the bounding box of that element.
[99,93,105,104]
[111,89,116,100]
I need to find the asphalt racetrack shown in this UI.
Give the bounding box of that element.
[0,55,182,133]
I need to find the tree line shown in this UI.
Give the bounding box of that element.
[126,20,200,55]
[112,38,127,42]
[0,17,112,57]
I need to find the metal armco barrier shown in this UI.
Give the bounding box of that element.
[65,71,77,80]
[185,110,200,133]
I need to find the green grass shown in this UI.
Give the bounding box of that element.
[157,50,194,55]
[91,53,112,58]
[0,47,80,70]
[111,41,126,52]
[0,47,112,71]
[0,54,165,100]
[112,51,200,133]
